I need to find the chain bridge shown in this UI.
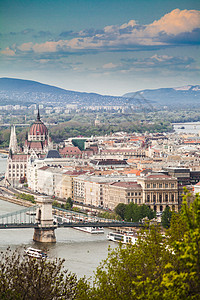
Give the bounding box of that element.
[0,196,143,242]
[0,205,142,229]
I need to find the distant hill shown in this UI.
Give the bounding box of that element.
[123,85,200,108]
[0,78,199,108]
[0,77,125,107]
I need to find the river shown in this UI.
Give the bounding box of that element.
[172,122,200,134]
[0,155,116,280]
[0,199,116,279]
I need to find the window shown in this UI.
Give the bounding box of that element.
[153,183,156,188]
[171,194,174,202]
[171,183,174,188]
[159,183,162,188]
[165,183,168,188]
[135,199,137,204]
[147,195,150,202]
[135,192,137,196]
[131,192,134,196]
[153,195,156,202]
[147,184,150,188]
[127,192,130,196]
[165,194,168,202]
[159,194,162,203]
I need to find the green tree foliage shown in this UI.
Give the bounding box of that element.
[114,203,126,219]
[115,203,155,222]
[0,248,88,300]
[66,197,73,209]
[161,206,172,228]
[16,193,35,203]
[87,191,200,299]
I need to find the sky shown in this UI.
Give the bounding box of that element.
[0,0,200,96]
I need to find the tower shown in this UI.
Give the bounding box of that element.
[9,125,19,154]
[33,196,56,243]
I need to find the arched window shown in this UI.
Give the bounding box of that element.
[153,194,156,203]
[160,205,163,212]
[159,194,162,203]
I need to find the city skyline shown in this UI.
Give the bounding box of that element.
[1,0,200,96]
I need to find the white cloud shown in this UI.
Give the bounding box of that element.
[103,63,117,69]
[2,9,200,56]
[1,47,15,56]
[147,9,200,35]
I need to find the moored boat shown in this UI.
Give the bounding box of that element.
[75,226,104,234]
[25,247,47,258]
[107,231,137,244]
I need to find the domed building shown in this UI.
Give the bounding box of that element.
[29,110,48,141]
[24,109,52,154]
[5,108,53,187]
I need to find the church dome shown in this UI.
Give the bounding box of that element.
[29,120,48,136]
[28,109,48,140]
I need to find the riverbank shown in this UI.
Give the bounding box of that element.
[0,195,34,208]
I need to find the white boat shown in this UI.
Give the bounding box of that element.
[107,231,137,244]
[26,211,36,216]
[25,247,47,258]
[75,226,104,234]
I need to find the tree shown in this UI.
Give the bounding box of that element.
[87,191,200,299]
[161,206,172,228]
[0,248,88,300]
[66,197,73,209]
[114,203,126,220]
[116,203,155,222]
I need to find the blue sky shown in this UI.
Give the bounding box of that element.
[0,0,200,95]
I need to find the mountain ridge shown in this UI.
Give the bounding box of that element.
[0,77,199,108]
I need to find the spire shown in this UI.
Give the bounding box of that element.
[37,106,40,121]
[9,125,19,154]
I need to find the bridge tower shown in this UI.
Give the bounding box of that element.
[33,196,56,243]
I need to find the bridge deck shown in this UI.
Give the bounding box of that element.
[0,221,143,229]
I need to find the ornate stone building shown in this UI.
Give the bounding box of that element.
[5,109,52,187]
[137,173,178,212]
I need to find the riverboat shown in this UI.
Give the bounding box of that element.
[25,247,47,258]
[75,226,104,234]
[107,231,137,244]
[26,211,36,216]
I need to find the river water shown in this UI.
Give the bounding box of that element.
[172,122,200,134]
[0,155,116,280]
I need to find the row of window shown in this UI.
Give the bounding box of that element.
[127,198,142,204]
[9,173,26,178]
[9,164,27,169]
[146,183,175,188]
[146,194,175,202]
[127,192,141,196]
